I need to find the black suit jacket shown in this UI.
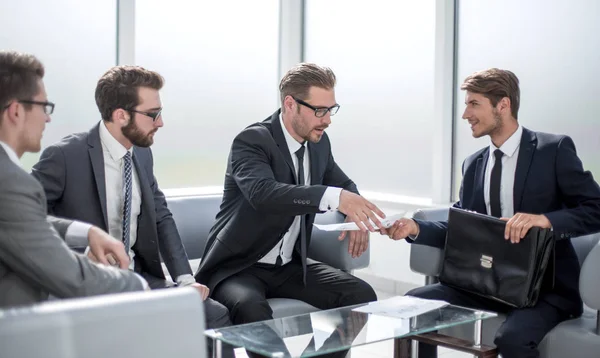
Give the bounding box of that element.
[31,123,192,281]
[413,127,600,315]
[196,110,359,291]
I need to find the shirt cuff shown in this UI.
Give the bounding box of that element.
[319,187,342,212]
[408,233,419,241]
[176,274,196,287]
[65,221,93,249]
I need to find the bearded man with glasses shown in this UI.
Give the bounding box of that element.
[196,63,383,330]
[31,66,232,335]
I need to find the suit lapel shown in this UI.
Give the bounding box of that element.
[472,149,489,214]
[132,148,154,225]
[270,110,298,182]
[513,128,537,213]
[87,124,108,229]
[307,142,319,185]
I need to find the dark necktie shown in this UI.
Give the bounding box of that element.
[122,151,133,253]
[296,145,307,285]
[490,149,504,218]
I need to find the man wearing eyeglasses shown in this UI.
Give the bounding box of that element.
[31,66,231,331]
[0,51,147,308]
[197,63,383,326]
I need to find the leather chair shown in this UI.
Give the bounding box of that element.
[166,193,370,318]
[0,288,206,358]
[410,207,600,357]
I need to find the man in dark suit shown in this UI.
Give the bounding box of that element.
[0,50,146,308]
[384,68,600,357]
[31,66,230,330]
[196,63,384,326]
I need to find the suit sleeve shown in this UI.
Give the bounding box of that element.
[0,174,145,298]
[231,129,328,215]
[543,136,600,238]
[147,150,193,278]
[408,160,467,248]
[31,144,66,215]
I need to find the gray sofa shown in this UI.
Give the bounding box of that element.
[410,207,600,357]
[165,193,370,318]
[0,288,207,358]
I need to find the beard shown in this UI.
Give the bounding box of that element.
[291,111,328,143]
[122,117,156,147]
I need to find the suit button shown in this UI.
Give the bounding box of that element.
[307,200,311,204]
[560,234,565,238]
[293,199,298,204]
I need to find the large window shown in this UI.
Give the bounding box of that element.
[453,0,600,198]
[135,0,280,189]
[304,0,436,198]
[0,0,117,171]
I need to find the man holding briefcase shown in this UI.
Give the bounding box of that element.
[383,68,600,357]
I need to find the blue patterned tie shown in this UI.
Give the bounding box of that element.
[122,151,133,252]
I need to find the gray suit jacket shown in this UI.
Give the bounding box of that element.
[31,123,192,282]
[0,146,144,308]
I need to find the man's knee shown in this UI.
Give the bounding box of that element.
[204,298,232,329]
[494,327,538,357]
[231,299,273,325]
[340,280,377,306]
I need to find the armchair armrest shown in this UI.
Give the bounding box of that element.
[0,288,206,358]
[308,211,370,271]
[580,239,600,334]
[409,208,449,281]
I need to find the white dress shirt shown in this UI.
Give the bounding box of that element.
[99,121,142,271]
[483,125,522,218]
[258,114,342,266]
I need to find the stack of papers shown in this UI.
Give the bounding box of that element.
[352,296,449,319]
[313,213,406,231]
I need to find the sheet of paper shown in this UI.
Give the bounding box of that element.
[352,296,449,319]
[313,212,406,231]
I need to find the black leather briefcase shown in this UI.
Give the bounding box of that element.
[439,207,555,308]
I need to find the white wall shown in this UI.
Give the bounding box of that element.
[453,0,600,196]
[0,0,117,171]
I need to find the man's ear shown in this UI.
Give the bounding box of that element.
[283,95,295,113]
[3,101,23,126]
[499,97,511,114]
[112,108,130,126]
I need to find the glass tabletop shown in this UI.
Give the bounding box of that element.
[205,297,497,357]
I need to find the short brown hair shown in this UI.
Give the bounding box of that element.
[279,63,336,111]
[0,50,45,114]
[95,65,164,121]
[461,68,520,119]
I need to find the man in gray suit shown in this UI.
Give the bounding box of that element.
[0,51,146,308]
[31,65,231,330]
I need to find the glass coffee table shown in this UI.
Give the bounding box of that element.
[206,299,498,358]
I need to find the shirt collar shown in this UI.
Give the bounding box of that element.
[279,113,305,157]
[489,124,522,158]
[99,120,133,161]
[0,140,21,167]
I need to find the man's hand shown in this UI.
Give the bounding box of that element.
[501,213,552,244]
[189,283,210,301]
[338,217,370,258]
[87,226,130,269]
[338,190,386,232]
[380,218,419,241]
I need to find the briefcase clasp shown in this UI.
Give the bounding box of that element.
[480,255,493,269]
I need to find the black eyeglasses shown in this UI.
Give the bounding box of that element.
[129,108,162,122]
[3,100,55,114]
[292,97,340,118]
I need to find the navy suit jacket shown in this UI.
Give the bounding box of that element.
[413,127,600,315]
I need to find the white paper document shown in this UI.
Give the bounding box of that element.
[352,296,449,319]
[313,212,406,232]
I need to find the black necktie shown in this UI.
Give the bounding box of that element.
[490,149,504,218]
[122,152,133,252]
[296,145,307,285]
